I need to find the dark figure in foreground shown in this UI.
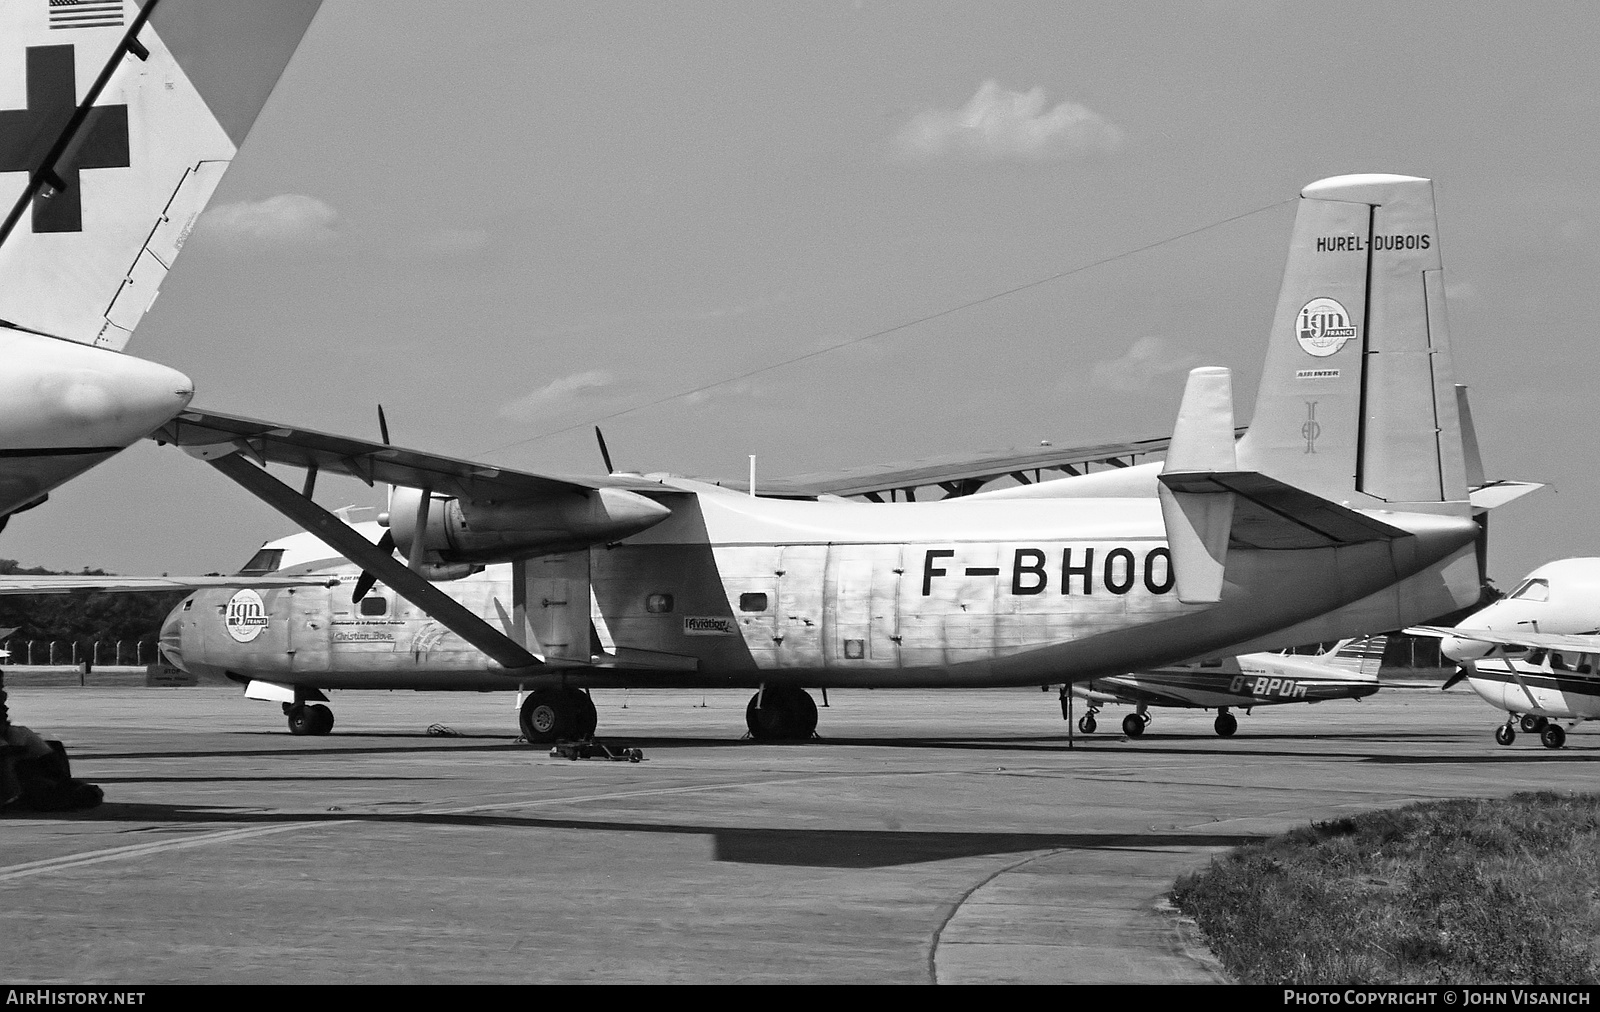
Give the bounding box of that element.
[0,671,103,812]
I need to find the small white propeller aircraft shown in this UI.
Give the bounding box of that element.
[1412,559,1600,749]
[0,0,322,527]
[140,173,1535,743]
[1069,636,1385,739]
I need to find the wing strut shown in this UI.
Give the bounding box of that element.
[205,451,542,672]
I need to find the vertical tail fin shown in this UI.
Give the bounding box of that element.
[1235,174,1468,511]
[1326,635,1389,678]
[0,0,322,348]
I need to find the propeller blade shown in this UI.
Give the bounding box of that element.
[352,530,396,603]
[595,426,614,474]
[1442,664,1471,690]
[377,404,390,446]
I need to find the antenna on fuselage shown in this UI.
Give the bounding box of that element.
[749,455,756,497]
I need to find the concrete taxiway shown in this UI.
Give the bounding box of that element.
[2,686,1594,984]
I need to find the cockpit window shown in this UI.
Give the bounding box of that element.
[1509,578,1550,602]
[238,548,285,575]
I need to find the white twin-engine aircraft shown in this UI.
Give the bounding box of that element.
[1069,636,1386,740]
[150,173,1520,743]
[0,0,321,529]
[1412,559,1600,750]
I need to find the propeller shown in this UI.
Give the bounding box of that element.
[353,405,396,604]
[595,426,615,474]
[1441,663,1472,691]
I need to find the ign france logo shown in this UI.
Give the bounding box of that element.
[224,589,269,643]
[1296,297,1357,358]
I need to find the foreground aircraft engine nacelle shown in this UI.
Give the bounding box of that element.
[387,485,671,563]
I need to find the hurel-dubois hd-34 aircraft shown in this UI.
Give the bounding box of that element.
[148,174,1533,743]
[0,0,321,528]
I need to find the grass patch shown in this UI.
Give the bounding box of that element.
[1171,792,1600,984]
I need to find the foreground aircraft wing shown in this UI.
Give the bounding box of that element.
[1407,626,1600,655]
[152,408,678,500]
[734,433,1246,500]
[0,574,336,594]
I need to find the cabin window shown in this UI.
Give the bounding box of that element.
[182,599,193,612]
[1552,652,1571,672]
[646,593,674,614]
[1509,578,1550,602]
[359,596,388,617]
[1200,659,1223,668]
[843,638,865,659]
[1527,649,1547,666]
[739,592,769,612]
[238,548,284,575]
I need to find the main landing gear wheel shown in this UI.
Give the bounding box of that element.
[1077,714,1097,734]
[519,687,598,745]
[1521,714,1549,734]
[1122,713,1146,738]
[286,703,334,737]
[1541,724,1566,749]
[1214,711,1238,737]
[1494,723,1516,746]
[745,686,819,741]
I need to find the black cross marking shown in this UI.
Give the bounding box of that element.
[0,45,129,233]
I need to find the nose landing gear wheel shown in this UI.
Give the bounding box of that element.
[1122,713,1146,738]
[1214,712,1238,737]
[1077,714,1097,734]
[1540,724,1566,749]
[1494,723,1516,746]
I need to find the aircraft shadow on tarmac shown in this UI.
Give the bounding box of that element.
[42,802,1268,869]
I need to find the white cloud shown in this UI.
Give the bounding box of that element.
[1089,337,1199,392]
[499,370,616,421]
[197,194,338,246]
[896,80,1125,162]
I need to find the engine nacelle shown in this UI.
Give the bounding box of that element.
[388,485,670,563]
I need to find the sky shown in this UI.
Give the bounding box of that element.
[5,0,1599,589]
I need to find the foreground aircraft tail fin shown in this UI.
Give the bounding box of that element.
[0,0,323,348]
[1234,174,1468,512]
[1325,635,1389,678]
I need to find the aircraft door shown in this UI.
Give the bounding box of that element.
[824,545,902,668]
[284,586,332,671]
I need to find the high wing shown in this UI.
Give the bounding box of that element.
[152,408,676,499]
[1408,626,1600,655]
[735,433,1244,500]
[0,574,335,595]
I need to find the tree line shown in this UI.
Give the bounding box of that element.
[0,559,188,658]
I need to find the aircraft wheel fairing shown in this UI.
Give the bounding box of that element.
[1214,712,1238,737]
[1541,725,1566,749]
[1077,715,1096,734]
[1494,724,1516,746]
[1122,713,1145,738]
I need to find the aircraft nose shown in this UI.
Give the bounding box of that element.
[158,601,189,671]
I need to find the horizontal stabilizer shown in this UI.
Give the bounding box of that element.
[1159,471,1412,550]
[1468,480,1544,511]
